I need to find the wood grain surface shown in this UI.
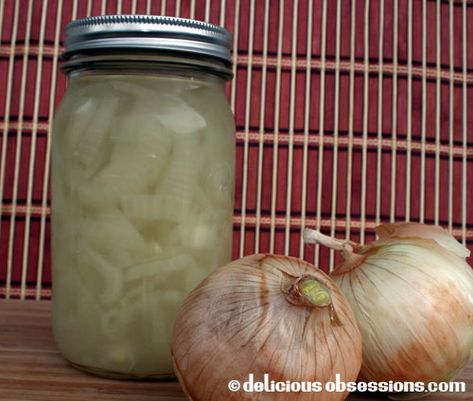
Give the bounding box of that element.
[0,300,471,401]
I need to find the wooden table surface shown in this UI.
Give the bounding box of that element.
[0,300,471,401]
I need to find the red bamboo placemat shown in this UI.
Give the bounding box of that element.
[0,0,472,299]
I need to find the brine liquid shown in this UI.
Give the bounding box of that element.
[51,73,235,378]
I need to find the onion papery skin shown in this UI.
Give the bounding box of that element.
[172,254,362,401]
[375,222,471,259]
[331,238,473,388]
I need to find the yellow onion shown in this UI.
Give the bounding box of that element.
[375,222,471,259]
[172,254,362,401]
[304,223,473,398]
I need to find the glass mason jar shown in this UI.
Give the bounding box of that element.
[51,15,235,379]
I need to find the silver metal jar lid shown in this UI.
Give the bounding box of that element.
[63,15,232,66]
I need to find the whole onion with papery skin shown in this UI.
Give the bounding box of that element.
[172,254,362,401]
[305,223,473,399]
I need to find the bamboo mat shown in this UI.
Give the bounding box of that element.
[0,300,471,401]
[1,0,473,300]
